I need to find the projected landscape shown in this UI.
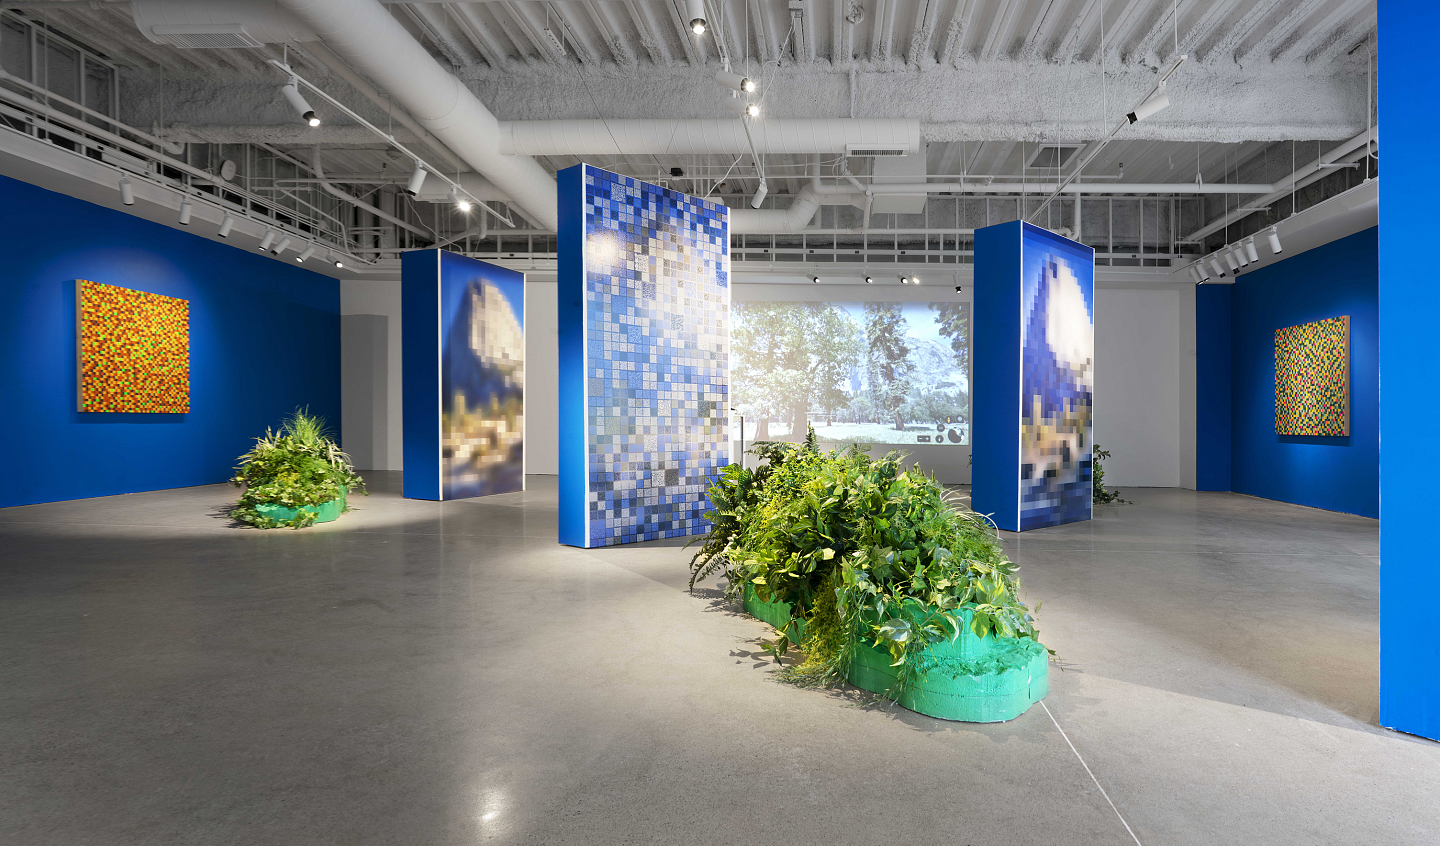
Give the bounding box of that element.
[731,301,970,446]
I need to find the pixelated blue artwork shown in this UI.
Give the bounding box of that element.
[557,164,730,548]
[1019,226,1094,530]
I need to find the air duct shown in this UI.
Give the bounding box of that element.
[267,0,557,229]
[132,0,317,47]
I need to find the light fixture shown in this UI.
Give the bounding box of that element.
[258,230,276,252]
[750,179,768,209]
[405,166,428,196]
[1126,83,1170,124]
[451,187,472,213]
[899,275,907,284]
[333,257,344,269]
[178,198,193,225]
[1208,255,1227,278]
[686,0,706,34]
[1243,236,1259,264]
[811,275,820,284]
[1266,227,1282,255]
[954,284,963,293]
[715,70,756,94]
[1223,250,1240,272]
[1232,245,1248,268]
[911,276,921,285]
[218,212,235,238]
[119,176,134,206]
[280,78,320,127]
[865,276,873,284]
[723,98,760,118]
[272,236,293,256]
[1189,263,1205,285]
[297,244,317,263]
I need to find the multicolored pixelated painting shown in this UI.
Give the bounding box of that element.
[558,164,729,548]
[1275,316,1349,436]
[440,265,525,498]
[77,280,189,413]
[1019,229,1093,531]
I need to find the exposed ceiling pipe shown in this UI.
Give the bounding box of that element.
[499,119,922,157]
[1184,126,1378,242]
[310,148,434,240]
[270,0,557,229]
[857,181,1275,195]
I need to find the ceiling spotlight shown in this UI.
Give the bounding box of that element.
[1189,263,1205,285]
[333,257,344,269]
[119,176,134,206]
[1223,250,1240,272]
[272,236,293,256]
[715,70,757,94]
[911,276,921,285]
[750,179,768,209]
[178,198,193,226]
[1127,83,1170,124]
[954,284,964,293]
[296,245,317,263]
[899,275,907,284]
[723,98,760,118]
[1243,236,1260,264]
[686,0,706,34]
[258,230,276,252]
[280,78,320,127]
[865,276,873,284]
[450,187,472,212]
[811,275,820,283]
[1266,227,1282,255]
[1208,255,1227,278]
[1232,245,1248,268]
[218,212,235,238]
[405,166,428,196]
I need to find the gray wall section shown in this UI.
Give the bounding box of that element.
[525,281,559,475]
[341,314,389,471]
[1093,288,1183,488]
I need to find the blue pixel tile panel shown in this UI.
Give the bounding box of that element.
[557,164,729,548]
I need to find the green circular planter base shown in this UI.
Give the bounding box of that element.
[742,585,1049,722]
[252,490,347,525]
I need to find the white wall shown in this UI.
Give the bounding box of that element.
[340,277,560,475]
[1094,287,1183,488]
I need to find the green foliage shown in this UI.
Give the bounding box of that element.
[229,409,367,529]
[1092,444,1131,505]
[689,440,1043,699]
[864,302,914,430]
[730,302,864,438]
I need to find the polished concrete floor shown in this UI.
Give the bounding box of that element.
[0,475,1432,845]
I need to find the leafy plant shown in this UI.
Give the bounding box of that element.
[1092,444,1131,505]
[689,426,1045,699]
[229,409,367,528]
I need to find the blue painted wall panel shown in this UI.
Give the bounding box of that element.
[1228,228,1378,518]
[401,249,441,500]
[0,174,339,509]
[557,165,587,547]
[1379,0,1440,740]
[1195,285,1233,491]
[972,222,1023,530]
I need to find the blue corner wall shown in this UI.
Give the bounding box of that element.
[1379,0,1440,740]
[1195,227,1378,518]
[0,173,341,508]
[971,220,1022,531]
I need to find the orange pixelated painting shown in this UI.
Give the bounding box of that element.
[77,280,190,413]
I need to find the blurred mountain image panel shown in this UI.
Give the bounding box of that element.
[441,276,524,498]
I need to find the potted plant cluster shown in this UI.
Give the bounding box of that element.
[689,428,1051,722]
[229,409,367,529]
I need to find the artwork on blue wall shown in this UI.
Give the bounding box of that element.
[973,220,1094,532]
[402,249,524,501]
[557,164,729,548]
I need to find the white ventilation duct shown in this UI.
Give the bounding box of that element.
[499,119,922,157]
[133,0,316,47]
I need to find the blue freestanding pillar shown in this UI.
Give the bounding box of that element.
[972,220,1095,532]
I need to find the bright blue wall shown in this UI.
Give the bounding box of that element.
[1225,227,1378,518]
[0,174,340,508]
[971,221,1023,531]
[401,249,441,501]
[1194,285,1232,491]
[556,165,586,547]
[1379,0,1440,740]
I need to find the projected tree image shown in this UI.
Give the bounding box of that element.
[732,301,970,446]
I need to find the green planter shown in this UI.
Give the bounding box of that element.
[744,596,1048,722]
[252,488,348,525]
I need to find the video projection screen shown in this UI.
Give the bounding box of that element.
[730,301,970,446]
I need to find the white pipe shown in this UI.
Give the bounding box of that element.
[276,0,558,230]
[499,119,922,156]
[858,182,1275,195]
[1184,126,1378,242]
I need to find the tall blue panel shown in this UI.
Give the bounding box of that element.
[1195,284,1233,491]
[1379,1,1440,740]
[556,164,729,548]
[0,174,339,508]
[973,220,1094,532]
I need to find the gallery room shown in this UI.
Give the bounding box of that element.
[0,0,1429,843]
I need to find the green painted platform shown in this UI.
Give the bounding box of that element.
[743,591,1048,722]
[252,488,347,525]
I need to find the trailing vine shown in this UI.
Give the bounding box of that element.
[1092,444,1131,505]
[689,427,1046,699]
[229,409,367,529]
